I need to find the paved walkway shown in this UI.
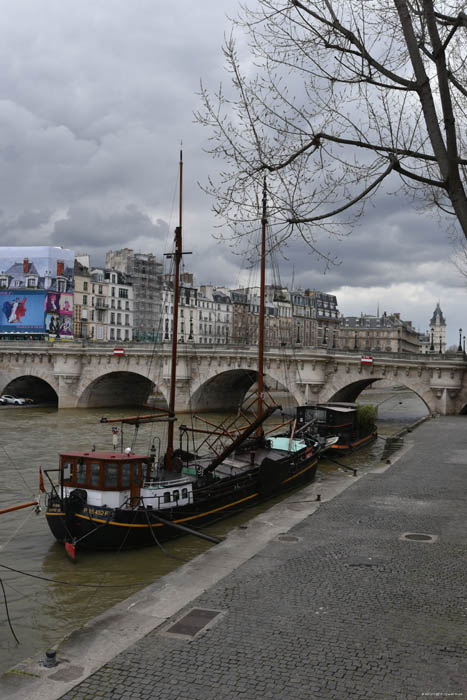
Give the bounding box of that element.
[3,416,467,699]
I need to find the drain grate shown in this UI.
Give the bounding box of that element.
[400,532,438,543]
[163,608,223,639]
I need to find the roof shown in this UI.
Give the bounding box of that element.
[59,451,149,461]
[430,302,446,326]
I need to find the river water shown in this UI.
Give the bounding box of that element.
[0,388,428,673]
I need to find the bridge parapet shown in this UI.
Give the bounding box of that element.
[0,341,465,413]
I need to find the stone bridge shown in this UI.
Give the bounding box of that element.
[0,340,466,415]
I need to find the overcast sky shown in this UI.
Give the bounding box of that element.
[0,0,465,346]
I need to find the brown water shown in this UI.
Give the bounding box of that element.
[0,389,428,673]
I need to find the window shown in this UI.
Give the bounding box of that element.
[63,461,73,481]
[164,492,171,503]
[90,463,100,486]
[181,488,188,499]
[121,463,131,487]
[131,464,141,485]
[0,278,7,288]
[76,461,86,483]
[83,295,88,305]
[105,464,118,488]
[57,279,66,292]
[119,288,128,299]
[173,490,180,501]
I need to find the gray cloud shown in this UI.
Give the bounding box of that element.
[0,1,463,344]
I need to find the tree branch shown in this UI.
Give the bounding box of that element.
[288,161,394,223]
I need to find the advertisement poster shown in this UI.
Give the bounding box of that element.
[0,291,47,333]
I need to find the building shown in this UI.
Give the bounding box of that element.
[106,249,163,341]
[73,256,133,341]
[291,289,339,348]
[338,312,420,353]
[429,302,447,354]
[0,246,74,339]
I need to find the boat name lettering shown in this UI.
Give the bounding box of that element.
[86,507,110,517]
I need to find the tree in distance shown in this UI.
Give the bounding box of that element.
[196,0,467,260]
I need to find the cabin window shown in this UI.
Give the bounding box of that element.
[181,488,188,499]
[131,464,141,486]
[173,490,180,501]
[105,464,118,488]
[121,463,131,488]
[164,492,171,503]
[63,461,73,481]
[90,463,100,486]
[76,460,87,484]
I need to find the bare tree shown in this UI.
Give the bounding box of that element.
[196,0,467,255]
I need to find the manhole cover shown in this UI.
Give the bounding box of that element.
[278,535,299,543]
[400,532,438,543]
[163,608,223,639]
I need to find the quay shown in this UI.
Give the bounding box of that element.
[1,415,466,699]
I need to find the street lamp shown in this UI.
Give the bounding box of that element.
[458,328,463,352]
[430,329,434,352]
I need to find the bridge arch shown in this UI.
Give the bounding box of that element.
[189,368,258,412]
[322,374,433,414]
[1,373,58,404]
[78,371,155,408]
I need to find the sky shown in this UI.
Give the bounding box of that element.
[0,0,465,347]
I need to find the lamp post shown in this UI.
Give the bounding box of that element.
[458,328,463,353]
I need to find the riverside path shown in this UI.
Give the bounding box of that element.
[2,416,466,700]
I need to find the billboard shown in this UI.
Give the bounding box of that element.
[45,292,74,338]
[0,247,74,336]
[0,291,47,333]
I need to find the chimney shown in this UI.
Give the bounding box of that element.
[57,261,64,276]
[23,258,29,274]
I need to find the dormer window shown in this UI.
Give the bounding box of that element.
[57,279,67,292]
[0,277,8,288]
[26,277,38,288]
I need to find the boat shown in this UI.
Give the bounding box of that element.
[294,402,377,453]
[43,162,332,555]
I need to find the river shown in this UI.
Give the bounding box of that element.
[0,388,428,673]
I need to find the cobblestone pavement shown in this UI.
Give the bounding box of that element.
[59,417,466,700]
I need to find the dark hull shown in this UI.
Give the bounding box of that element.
[46,454,319,552]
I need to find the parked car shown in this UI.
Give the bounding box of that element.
[0,395,26,405]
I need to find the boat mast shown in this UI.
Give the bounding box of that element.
[257,177,267,433]
[165,150,183,468]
